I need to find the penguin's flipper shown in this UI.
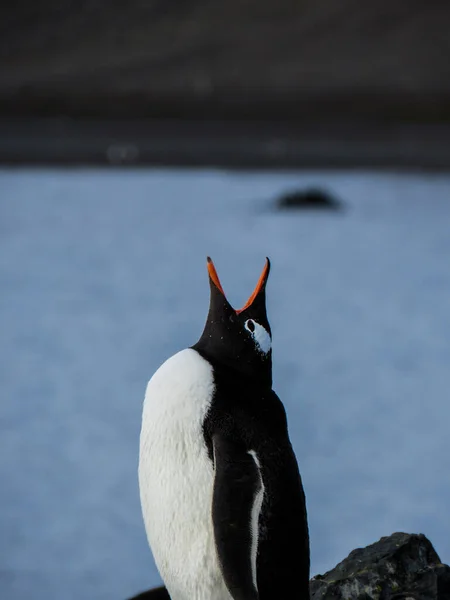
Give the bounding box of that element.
[212,433,262,600]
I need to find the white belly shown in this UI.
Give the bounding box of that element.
[139,348,233,600]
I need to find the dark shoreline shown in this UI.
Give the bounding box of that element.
[1,117,450,170]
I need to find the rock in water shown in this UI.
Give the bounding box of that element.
[310,532,450,600]
[276,188,342,211]
[128,532,450,599]
[128,587,169,600]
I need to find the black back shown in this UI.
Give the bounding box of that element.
[201,360,310,600]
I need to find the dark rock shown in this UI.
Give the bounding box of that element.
[276,188,342,211]
[128,533,450,599]
[128,586,169,600]
[310,532,450,600]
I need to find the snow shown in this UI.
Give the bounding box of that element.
[1,167,450,600]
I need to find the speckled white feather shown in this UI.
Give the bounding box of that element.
[248,450,265,592]
[139,348,233,600]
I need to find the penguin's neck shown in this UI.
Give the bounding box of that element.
[192,345,273,389]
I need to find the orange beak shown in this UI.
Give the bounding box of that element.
[207,257,270,313]
[206,257,226,296]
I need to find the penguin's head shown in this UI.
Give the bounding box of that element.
[193,257,272,385]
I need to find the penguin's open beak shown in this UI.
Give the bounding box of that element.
[206,257,270,313]
[236,258,270,314]
[206,257,226,297]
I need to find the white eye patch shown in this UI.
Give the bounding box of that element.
[244,319,272,354]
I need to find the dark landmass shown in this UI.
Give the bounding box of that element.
[128,532,450,599]
[2,2,450,168]
[1,1,450,122]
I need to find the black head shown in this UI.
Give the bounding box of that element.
[192,257,272,387]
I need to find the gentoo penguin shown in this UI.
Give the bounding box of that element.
[139,258,310,600]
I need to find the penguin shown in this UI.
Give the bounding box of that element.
[139,258,310,600]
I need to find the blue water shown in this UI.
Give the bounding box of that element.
[1,168,450,600]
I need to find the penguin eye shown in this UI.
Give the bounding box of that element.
[245,319,255,332]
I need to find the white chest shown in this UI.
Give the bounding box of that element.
[138,348,233,600]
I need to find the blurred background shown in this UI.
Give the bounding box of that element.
[1,2,450,600]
